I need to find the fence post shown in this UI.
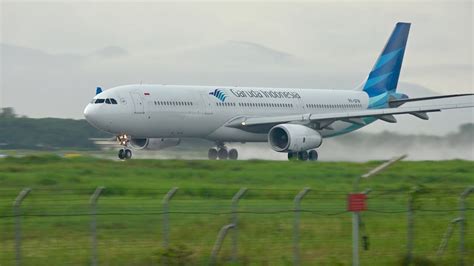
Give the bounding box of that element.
[210,223,235,265]
[351,188,371,266]
[352,211,359,266]
[406,186,420,265]
[459,186,473,266]
[13,188,31,266]
[163,187,178,249]
[90,186,105,266]
[355,155,406,191]
[436,217,462,258]
[231,187,247,263]
[293,187,310,266]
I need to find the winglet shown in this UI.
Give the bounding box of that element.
[96,87,103,95]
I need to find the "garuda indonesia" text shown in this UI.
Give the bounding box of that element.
[229,89,301,99]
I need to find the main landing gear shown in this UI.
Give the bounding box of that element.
[287,150,318,161]
[117,134,132,160]
[208,144,238,160]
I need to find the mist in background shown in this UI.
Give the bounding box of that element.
[129,123,474,161]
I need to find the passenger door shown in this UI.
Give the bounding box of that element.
[130,91,145,114]
[199,92,213,115]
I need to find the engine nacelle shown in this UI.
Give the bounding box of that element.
[130,138,181,150]
[268,124,322,152]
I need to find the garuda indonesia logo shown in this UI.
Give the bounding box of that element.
[209,89,227,102]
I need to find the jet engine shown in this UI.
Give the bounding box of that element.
[130,138,181,150]
[268,124,322,152]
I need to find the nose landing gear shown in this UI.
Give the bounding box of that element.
[117,134,132,160]
[118,148,132,160]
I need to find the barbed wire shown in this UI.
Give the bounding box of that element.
[1,208,472,219]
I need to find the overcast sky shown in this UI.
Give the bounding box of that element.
[0,1,472,134]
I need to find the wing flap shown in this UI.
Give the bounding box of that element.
[379,115,397,123]
[410,112,429,120]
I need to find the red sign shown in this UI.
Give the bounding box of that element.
[348,193,367,212]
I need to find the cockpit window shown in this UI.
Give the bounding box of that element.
[94,98,117,104]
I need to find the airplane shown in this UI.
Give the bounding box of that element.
[84,22,473,161]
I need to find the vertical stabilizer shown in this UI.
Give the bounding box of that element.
[362,22,410,107]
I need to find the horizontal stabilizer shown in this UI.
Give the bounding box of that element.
[389,93,473,107]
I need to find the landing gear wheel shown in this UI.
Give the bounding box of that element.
[288,152,297,161]
[208,148,218,160]
[298,151,309,161]
[124,149,132,159]
[119,149,132,160]
[218,148,229,160]
[308,150,318,161]
[228,149,238,160]
[118,149,125,160]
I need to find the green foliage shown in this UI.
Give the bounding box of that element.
[154,244,195,265]
[0,156,472,265]
[0,107,16,118]
[0,114,111,150]
[398,255,436,266]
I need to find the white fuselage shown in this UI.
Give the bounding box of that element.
[83,85,370,142]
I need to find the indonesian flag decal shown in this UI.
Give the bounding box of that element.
[144,92,150,96]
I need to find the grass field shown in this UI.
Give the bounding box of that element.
[0,155,473,265]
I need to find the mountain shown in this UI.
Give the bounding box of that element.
[169,40,298,69]
[91,46,128,58]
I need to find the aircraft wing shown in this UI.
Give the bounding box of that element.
[225,102,474,131]
[388,93,474,107]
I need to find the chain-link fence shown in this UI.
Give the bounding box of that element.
[1,187,473,265]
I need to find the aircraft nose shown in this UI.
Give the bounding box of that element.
[83,104,93,121]
[84,103,113,132]
[84,104,100,127]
